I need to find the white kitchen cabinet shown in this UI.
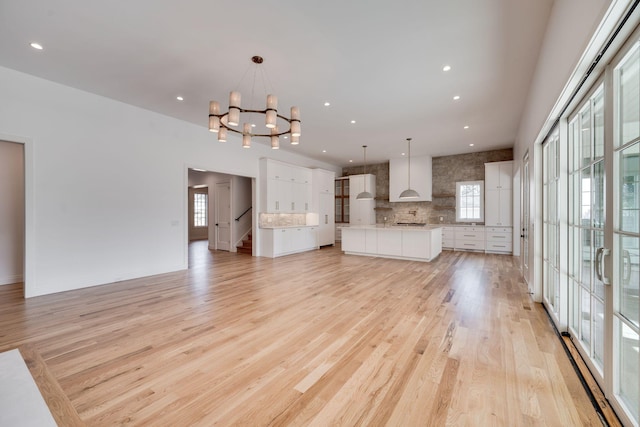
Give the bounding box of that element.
[389,155,432,202]
[261,226,318,258]
[377,229,402,256]
[349,174,376,225]
[485,161,512,190]
[485,226,513,254]
[341,226,442,262]
[454,226,485,251]
[260,158,312,213]
[312,169,336,246]
[442,227,455,250]
[485,161,513,227]
[341,228,366,253]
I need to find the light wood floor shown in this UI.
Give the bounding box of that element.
[0,243,602,426]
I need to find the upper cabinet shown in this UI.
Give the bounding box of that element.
[485,161,512,190]
[484,161,513,227]
[389,155,432,202]
[260,158,311,213]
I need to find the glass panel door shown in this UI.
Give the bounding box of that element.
[613,43,640,423]
[568,84,607,377]
[543,131,561,320]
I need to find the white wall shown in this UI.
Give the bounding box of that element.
[0,141,24,285]
[0,66,340,297]
[513,0,630,298]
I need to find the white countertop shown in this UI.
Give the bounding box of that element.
[260,224,319,229]
[340,224,442,231]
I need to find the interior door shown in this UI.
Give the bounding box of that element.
[215,182,231,251]
[522,151,530,286]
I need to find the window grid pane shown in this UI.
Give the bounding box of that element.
[194,193,208,227]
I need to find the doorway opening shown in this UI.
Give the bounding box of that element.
[0,140,25,291]
[187,168,253,263]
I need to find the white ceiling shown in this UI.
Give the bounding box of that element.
[0,0,554,167]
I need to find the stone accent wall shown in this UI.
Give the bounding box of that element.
[341,148,513,225]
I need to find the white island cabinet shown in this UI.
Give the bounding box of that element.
[341,225,442,262]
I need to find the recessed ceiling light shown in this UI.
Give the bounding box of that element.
[469,143,474,147]
[322,150,327,153]
[443,65,451,72]
[324,102,331,106]
[464,125,469,129]
[176,96,184,101]
[350,120,356,124]
[453,95,460,100]
[284,136,288,139]
[29,42,43,50]
[401,152,406,156]
[349,159,353,163]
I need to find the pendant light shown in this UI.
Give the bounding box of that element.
[399,137,420,199]
[356,145,373,200]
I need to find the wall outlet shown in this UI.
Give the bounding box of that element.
[439,216,444,222]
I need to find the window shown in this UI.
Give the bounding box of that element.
[456,181,484,222]
[193,191,208,227]
[335,178,350,223]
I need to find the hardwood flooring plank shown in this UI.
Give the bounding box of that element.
[0,243,605,425]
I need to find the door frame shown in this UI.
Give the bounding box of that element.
[0,133,33,298]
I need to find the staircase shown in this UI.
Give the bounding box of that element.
[236,233,252,255]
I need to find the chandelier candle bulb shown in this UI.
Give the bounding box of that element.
[265,109,277,129]
[290,120,301,137]
[290,134,299,145]
[208,101,221,132]
[271,126,279,149]
[242,123,251,148]
[291,106,300,120]
[266,94,278,110]
[218,126,228,142]
[209,101,220,115]
[229,91,241,108]
[208,116,219,133]
[228,91,241,126]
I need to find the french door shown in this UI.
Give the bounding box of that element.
[564,36,640,426]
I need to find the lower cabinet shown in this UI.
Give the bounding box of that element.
[442,227,455,250]
[485,227,513,254]
[454,226,486,251]
[261,227,318,258]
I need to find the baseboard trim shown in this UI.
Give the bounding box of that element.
[0,274,22,286]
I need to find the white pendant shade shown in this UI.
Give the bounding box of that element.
[356,145,373,200]
[356,190,373,200]
[400,137,419,199]
[399,188,419,199]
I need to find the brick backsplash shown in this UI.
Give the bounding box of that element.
[342,148,513,225]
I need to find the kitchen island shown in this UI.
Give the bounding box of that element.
[340,225,442,262]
